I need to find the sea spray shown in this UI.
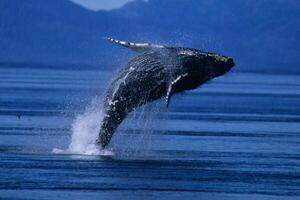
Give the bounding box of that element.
[68,97,115,155]
[53,96,113,156]
[53,94,164,157]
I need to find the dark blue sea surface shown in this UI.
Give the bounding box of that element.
[0,66,300,200]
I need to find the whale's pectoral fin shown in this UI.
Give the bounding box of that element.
[166,85,173,108]
[104,37,165,53]
[165,73,189,108]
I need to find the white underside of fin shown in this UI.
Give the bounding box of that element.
[105,37,164,53]
[166,73,188,108]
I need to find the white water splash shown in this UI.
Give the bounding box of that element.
[53,97,113,156]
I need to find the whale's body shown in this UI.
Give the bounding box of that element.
[97,38,234,148]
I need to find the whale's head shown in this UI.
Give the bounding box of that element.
[178,48,234,78]
[208,54,234,77]
[175,48,234,90]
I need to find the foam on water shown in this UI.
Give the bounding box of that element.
[53,97,114,156]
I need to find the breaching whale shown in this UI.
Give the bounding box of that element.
[97,38,234,148]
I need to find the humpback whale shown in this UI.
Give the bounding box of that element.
[97,38,234,148]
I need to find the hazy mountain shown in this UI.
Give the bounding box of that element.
[0,0,112,66]
[0,0,299,73]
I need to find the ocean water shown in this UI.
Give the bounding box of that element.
[0,66,300,200]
